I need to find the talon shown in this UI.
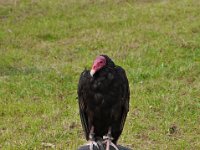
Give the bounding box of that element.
[86,141,99,150]
[103,135,115,150]
[102,139,119,150]
[110,142,119,150]
[102,127,119,150]
[86,126,99,150]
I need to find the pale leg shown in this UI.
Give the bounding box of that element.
[103,127,119,150]
[86,126,99,150]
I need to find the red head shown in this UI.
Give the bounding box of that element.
[90,55,106,76]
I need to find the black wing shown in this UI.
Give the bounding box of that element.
[116,66,130,132]
[77,70,90,140]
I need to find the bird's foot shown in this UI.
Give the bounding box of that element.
[86,140,99,150]
[87,126,98,150]
[103,135,119,150]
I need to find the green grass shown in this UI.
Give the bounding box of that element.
[0,0,199,149]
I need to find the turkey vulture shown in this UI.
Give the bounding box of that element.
[78,55,130,150]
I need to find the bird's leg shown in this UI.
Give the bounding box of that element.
[89,126,95,141]
[86,126,99,150]
[103,127,119,150]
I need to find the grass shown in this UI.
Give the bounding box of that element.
[0,0,199,149]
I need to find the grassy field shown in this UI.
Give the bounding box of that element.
[0,0,200,149]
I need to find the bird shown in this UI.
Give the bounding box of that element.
[77,55,130,150]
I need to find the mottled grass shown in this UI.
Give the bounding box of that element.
[0,0,199,149]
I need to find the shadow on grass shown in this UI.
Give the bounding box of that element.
[37,33,59,42]
[0,66,42,76]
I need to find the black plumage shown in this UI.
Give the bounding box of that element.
[77,55,130,144]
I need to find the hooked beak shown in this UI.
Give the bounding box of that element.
[90,69,95,77]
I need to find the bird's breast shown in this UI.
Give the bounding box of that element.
[94,93,104,105]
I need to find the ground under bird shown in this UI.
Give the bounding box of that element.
[78,55,130,150]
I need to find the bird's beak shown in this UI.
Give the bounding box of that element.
[90,69,95,77]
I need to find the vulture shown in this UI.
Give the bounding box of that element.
[77,55,130,150]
